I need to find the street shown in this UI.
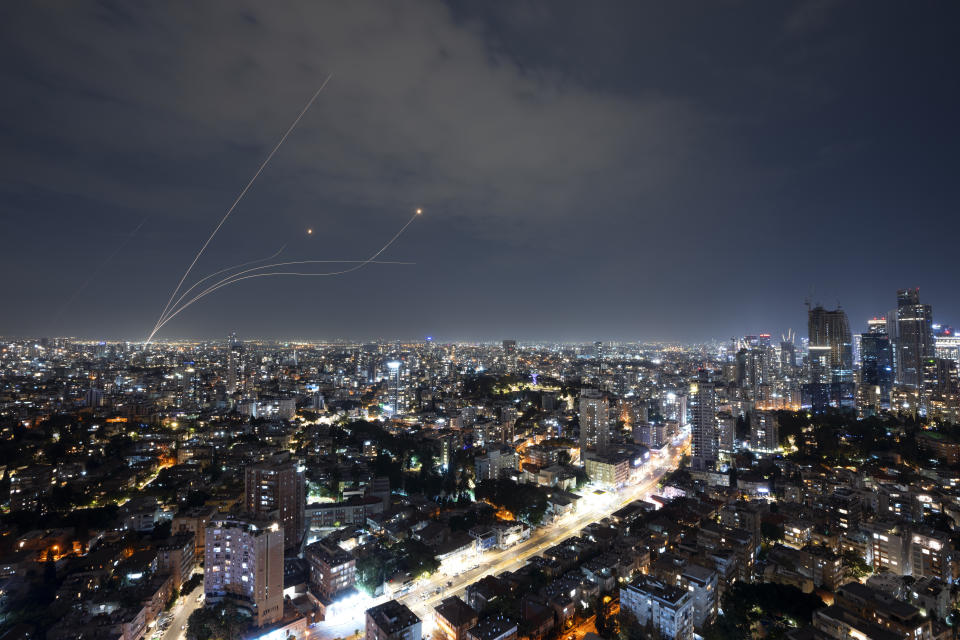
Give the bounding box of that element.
[155,582,203,640]
[312,434,689,639]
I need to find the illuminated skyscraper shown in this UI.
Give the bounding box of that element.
[691,369,718,471]
[895,288,934,389]
[386,360,403,416]
[717,412,736,460]
[737,335,776,395]
[779,339,796,375]
[922,357,959,420]
[226,331,244,394]
[579,388,609,454]
[858,317,893,415]
[807,306,853,384]
[935,330,960,365]
[749,410,779,452]
[502,339,517,374]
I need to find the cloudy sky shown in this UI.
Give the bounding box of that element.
[1,2,957,342]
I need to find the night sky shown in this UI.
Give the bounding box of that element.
[1,2,957,343]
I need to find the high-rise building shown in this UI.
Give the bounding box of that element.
[244,455,305,550]
[502,340,517,374]
[498,406,518,444]
[806,305,855,411]
[226,332,244,394]
[807,305,853,384]
[578,388,609,454]
[749,411,779,452]
[779,339,796,375]
[858,318,894,415]
[386,360,403,416]
[935,332,960,365]
[717,413,736,461]
[204,515,284,627]
[691,369,718,471]
[862,521,909,575]
[741,335,776,394]
[895,288,934,389]
[661,392,688,428]
[910,531,954,584]
[923,357,959,421]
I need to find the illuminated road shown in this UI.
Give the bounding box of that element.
[155,582,203,640]
[312,434,689,639]
[564,614,597,640]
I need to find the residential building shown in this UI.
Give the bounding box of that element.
[435,596,478,640]
[204,515,284,627]
[244,454,306,549]
[579,389,609,454]
[366,600,422,640]
[466,615,518,640]
[691,369,717,471]
[305,540,356,600]
[621,575,694,640]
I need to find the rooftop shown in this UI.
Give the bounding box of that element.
[435,596,478,628]
[366,600,420,633]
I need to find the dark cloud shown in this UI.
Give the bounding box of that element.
[0,2,957,341]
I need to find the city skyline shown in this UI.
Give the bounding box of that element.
[2,287,959,639]
[0,284,954,346]
[2,3,958,341]
[4,5,960,640]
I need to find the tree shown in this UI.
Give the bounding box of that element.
[356,553,388,595]
[595,598,618,639]
[187,602,249,640]
[187,607,217,640]
[398,539,440,578]
[710,582,823,638]
[618,609,648,640]
[474,479,549,526]
[220,602,248,640]
[842,550,872,579]
[165,587,180,610]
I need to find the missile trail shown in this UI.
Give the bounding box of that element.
[146,211,421,342]
[154,74,333,334]
[150,261,414,338]
[151,245,286,336]
[175,211,420,318]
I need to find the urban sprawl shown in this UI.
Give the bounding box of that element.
[2,288,960,640]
